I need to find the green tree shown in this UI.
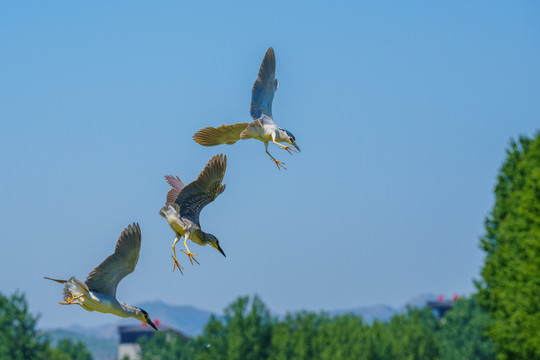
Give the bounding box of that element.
[476,133,540,359]
[142,295,275,360]
[223,295,274,360]
[269,311,330,360]
[367,320,393,360]
[0,291,94,360]
[384,307,441,360]
[0,292,49,359]
[139,331,194,360]
[193,314,228,360]
[437,296,495,360]
[315,314,371,360]
[45,339,94,360]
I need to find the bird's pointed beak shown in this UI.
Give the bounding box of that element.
[147,319,158,331]
[293,141,301,152]
[217,244,226,257]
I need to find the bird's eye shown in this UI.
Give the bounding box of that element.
[289,138,293,141]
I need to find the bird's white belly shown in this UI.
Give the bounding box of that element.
[256,133,273,142]
[245,122,275,142]
[169,219,186,237]
[162,206,186,236]
[82,293,126,317]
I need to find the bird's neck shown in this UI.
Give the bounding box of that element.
[190,229,206,246]
[275,128,288,141]
[118,302,140,318]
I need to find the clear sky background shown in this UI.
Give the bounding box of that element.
[1,1,539,329]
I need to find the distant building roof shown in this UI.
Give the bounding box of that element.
[118,323,191,360]
[426,300,454,318]
[119,323,190,344]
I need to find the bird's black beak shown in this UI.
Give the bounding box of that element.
[147,319,158,331]
[293,141,301,152]
[217,244,226,257]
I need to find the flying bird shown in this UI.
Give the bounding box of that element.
[44,223,158,330]
[160,154,227,273]
[193,47,300,170]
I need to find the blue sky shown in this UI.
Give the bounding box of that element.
[1,1,539,328]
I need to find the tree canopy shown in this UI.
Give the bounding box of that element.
[140,294,494,360]
[477,132,540,359]
[0,291,94,360]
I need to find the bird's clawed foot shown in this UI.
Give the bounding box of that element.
[279,145,298,155]
[182,250,200,265]
[171,255,184,275]
[266,148,287,171]
[271,157,287,171]
[59,294,84,305]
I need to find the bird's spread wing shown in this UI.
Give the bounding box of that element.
[250,47,278,124]
[175,154,227,226]
[165,175,185,204]
[193,123,250,146]
[85,223,141,297]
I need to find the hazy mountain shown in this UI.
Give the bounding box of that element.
[62,323,120,341]
[124,300,216,337]
[403,293,439,309]
[331,304,397,323]
[329,293,440,322]
[45,328,117,360]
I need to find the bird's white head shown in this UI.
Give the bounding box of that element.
[279,129,300,152]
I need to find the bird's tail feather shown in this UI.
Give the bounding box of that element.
[193,126,225,146]
[159,203,180,219]
[62,277,90,302]
[193,123,250,146]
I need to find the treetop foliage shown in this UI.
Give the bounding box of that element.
[477,132,540,359]
[0,291,94,360]
[140,294,494,360]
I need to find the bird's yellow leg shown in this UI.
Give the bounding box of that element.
[171,237,184,274]
[59,294,84,306]
[182,237,200,265]
[270,133,297,155]
[272,140,298,155]
[265,149,286,170]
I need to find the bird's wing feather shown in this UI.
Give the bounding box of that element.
[165,175,185,204]
[250,47,278,124]
[175,154,227,226]
[193,123,250,146]
[85,223,141,297]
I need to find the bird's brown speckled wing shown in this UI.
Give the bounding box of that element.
[85,223,141,297]
[174,154,227,226]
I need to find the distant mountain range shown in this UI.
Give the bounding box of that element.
[127,300,216,337]
[43,294,439,360]
[45,327,118,360]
